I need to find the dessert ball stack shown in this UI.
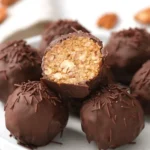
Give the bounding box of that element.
[104,28,150,85]
[130,60,150,115]
[0,40,42,102]
[3,20,147,149]
[5,81,69,147]
[40,20,89,55]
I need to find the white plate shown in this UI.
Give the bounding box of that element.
[0,35,150,150]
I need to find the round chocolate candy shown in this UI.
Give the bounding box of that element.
[130,60,150,115]
[0,40,42,102]
[80,84,144,150]
[104,28,150,85]
[5,81,69,147]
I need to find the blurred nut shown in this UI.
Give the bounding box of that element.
[0,0,17,6]
[135,8,150,24]
[0,4,7,23]
[97,13,118,29]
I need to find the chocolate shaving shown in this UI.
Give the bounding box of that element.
[124,118,127,127]
[24,96,28,104]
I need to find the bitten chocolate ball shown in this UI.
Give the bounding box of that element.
[5,81,69,147]
[80,84,144,150]
[42,31,108,98]
[40,20,89,55]
[0,40,42,102]
[104,28,150,84]
[130,60,150,115]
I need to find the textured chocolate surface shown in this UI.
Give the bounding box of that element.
[42,32,110,98]
[80,84,144,150]
[0,40,42,102]
[130,60,150,114]
[5,81,69,147]
[40,20,89,55]
[104,28,150,84]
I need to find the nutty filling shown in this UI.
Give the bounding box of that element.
[43,36,102,84]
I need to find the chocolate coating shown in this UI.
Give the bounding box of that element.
[104,28,150,84]
[42,32,109,98]
[80,84,144,150]
[40,20,89,55]
[65,97,87,116]
[5,81,69,147]
[0,40,42,102]
[130,60,150,114]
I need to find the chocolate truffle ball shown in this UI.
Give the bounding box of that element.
[130,60,150,114]
[42,31,108,98]
[0,40,42,102]
[104,28,150,84]
[40,20,89,55]
[5,81,69,147]
[80,84,144,150]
